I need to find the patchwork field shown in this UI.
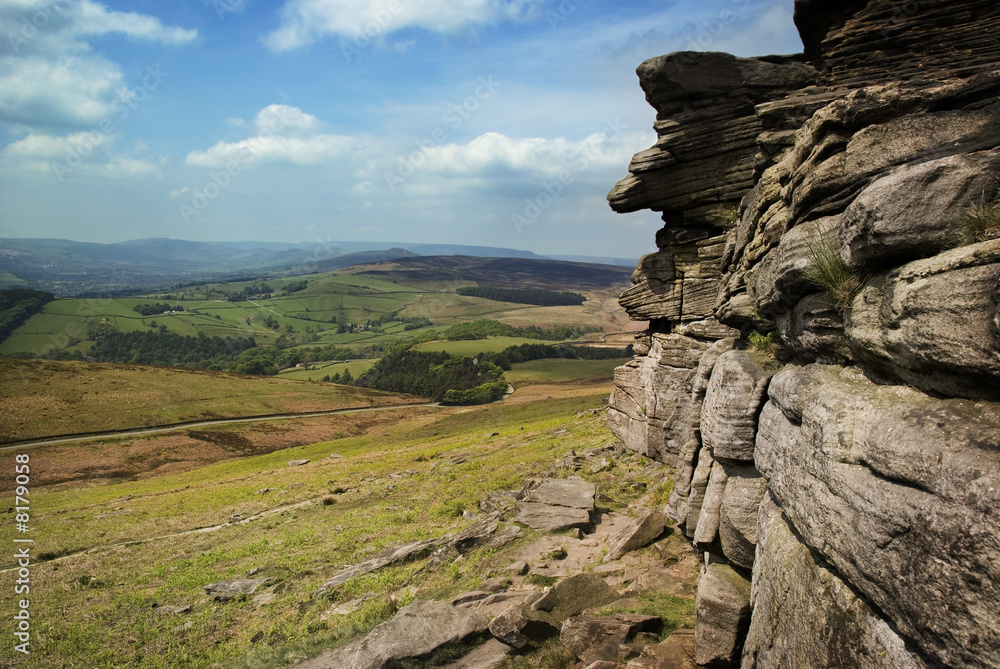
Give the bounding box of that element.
[0,262,639,360]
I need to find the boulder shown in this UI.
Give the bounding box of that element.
[694,561,752,667]
[514,505,589,533]
[521,478,596,510]
[701,350,781,461]
[203,578,270,602]
[625,631,697,669]
[319,538,447,590]
[605,510,671,562]
[839,150,1000,268]
[488,604,553,650]
[741,494,932,669]
[530,573,621,626]
[846,238,1000,400]
[438,638,511,669]
[299,600,488,668]
[561,614,661,665]
[757,363,1000,668]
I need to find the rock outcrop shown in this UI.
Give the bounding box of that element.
[607,1,1000,667]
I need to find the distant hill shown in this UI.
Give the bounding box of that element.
[0,238,550,295]
[346,255,634,291]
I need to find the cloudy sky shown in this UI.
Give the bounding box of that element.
[0,0,802,258]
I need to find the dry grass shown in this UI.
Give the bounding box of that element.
[962,188,1000,245]
[0,359,416,443]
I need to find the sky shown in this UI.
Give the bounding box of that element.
[0,0,803,259]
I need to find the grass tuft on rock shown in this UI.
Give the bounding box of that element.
[804,234,866,313]
[962,188,1000,245]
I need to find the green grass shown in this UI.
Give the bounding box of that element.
[747,331,781,357]
[590,590,695,639]
[276,360,375,382]
[505,358,625,385]
[0,384,623,668]
[0,270,28,288]
[415,337,564,356]
[804,234,866,313]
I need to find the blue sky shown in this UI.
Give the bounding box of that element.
[0,0,803,258]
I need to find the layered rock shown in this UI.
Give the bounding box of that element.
[606,1,1000,666]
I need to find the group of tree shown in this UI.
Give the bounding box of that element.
[354,349,505,401]
[442,319,599,342]
[132,303,184,316]
[88,328,257,369]
[441,380,508,405]
[456,286,585,306]
[282,280,308,295]
[479,342,633,369]
[0,289,55,344]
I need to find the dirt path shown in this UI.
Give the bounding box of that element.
[0,402,437,451]
[2,385,516,451]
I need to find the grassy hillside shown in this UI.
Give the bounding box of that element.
[0,359,418,443]
[0,365,674,669]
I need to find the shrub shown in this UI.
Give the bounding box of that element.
[747,330,782,356]
[962,188,1000,245]
[804,235,866,313]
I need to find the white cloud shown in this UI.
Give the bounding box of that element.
[254,104,320,136]
[0,1,194,133]
[264,0,543,51]
[73,1,197,44]
[169,186,190,198]
[377,127,650,196]
[0,130,160,179]
[0,55,127,130]
[186,104,355,167]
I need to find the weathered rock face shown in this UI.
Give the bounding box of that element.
[608,333,711,466]
[743,494,931,669]
[758,364,1000,668]
[607,1,1000,667]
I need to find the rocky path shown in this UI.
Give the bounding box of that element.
[289,447,700,669]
